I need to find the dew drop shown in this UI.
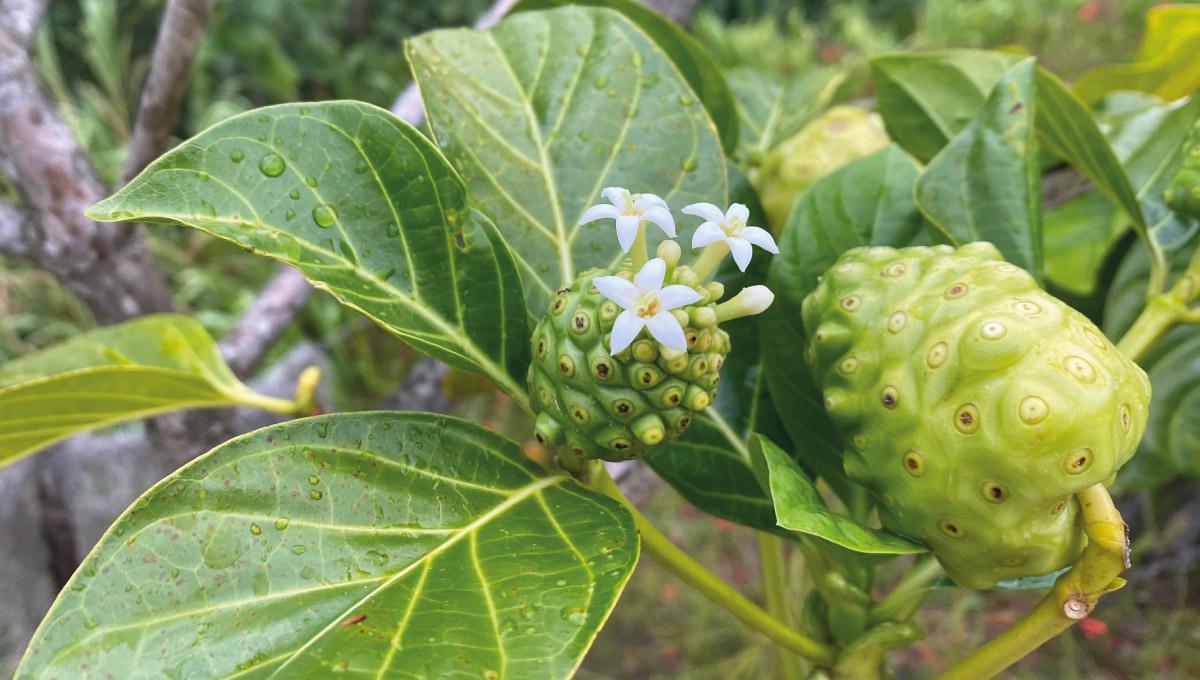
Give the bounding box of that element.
[308,474,320,485]
[681,158,698,172]
[249,523,262,536]
[258,153,286,177]
[305,176,319,188]
[229,148,245,163]
[560,606,587,625]
[289,189,300,200]
[385,223,399,237]
[291,544,308,555]
[275,517,290,531]
[284,208,296,221]
[309,489,324,501]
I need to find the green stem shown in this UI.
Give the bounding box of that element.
[631,223,649,270]
[757,533,803,680]
[937,484,1128,680]
[1116,294,1184,363]
[691,241,730,281]
[586,464,837,666]
[234,365,322,416]
[869,556,943,624]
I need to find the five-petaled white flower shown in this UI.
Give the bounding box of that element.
[580,187,676,252]
[593,258,702,354]
[684,202,778,271]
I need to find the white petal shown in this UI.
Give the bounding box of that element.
[593,275,639,308]
[659,284,704,309]
[634,257,666,292]
[615,215,641,252]
[740,226,779,253]
[635,193,670,211]
[691,222,726,248]
[728,237,754,271]
[726,203,750,224]
[682,202,727,224]
[644,310,687,351]
[609,311,644,354]
[579,203,620,225]
[601,186,631,208]
[640,206,676,237]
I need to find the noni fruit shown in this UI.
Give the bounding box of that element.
[528,264,728,462]
[755,106,889,234]
[802,243,1150,589]
[1166,118,1200,219]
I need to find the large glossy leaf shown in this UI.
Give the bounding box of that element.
[513,0,739,155]
[762,145,926,498]
[0,314,294,466]
[1043,193,1125,296]
[1105,232,1200,490]
[89,101,530,402]
[1075,4,1200,105]
[727,66,843,159]
[408,6,728,313]
[752,436,925,554]
[17,412,637,679]
[915,58,1042,276]
[870,49,1022,162]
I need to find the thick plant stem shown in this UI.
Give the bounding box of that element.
[937,484,1128,680]
[1115,294,1184,363]
[757,533,803,680]
[586,464,837,666]
[869,556,943,624]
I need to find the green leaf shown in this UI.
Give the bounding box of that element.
[727,66,844,158]
[407,6,728,313]
[0,314,295,466]
[915,58,1042,276]
[870,49,1022,163]
[17,412,638,679]
[751,435,926,555]
[1043,193,1125,296]
[762,145,926,494]
[88,101,530,402]
[1105,232,1200,490]
[513,0,739,155]
[1074,5,1200,105]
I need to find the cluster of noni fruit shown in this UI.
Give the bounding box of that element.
[803,243,1151,588]
[529,188,778,463]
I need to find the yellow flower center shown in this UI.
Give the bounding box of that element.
[723,217,745,237]
[635,291,662,318]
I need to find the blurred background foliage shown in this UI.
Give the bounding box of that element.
[4,1,1199,677]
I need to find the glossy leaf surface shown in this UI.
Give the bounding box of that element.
[89,101,530,401]
[17,413,637,679]
[0,315,289,465]
[408,6,727,313]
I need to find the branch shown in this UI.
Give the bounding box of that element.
[0,0,172,323]
[219,267,313,378]
[0,199,31,259]
[121,0,214,184]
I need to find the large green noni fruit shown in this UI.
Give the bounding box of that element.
[528,265,729,462]
[802,243,1151,588]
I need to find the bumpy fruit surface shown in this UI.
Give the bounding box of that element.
[756,106,889,233]
[528,267,729,462]
[802,243,1151,588]
[1166,118,1200,219]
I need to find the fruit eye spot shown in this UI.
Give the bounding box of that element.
[980,320,1007,339]
[1083,327,1107,350]
[840,295,862,311]
[594,361,611,380]
[840,357,859,374]
[1120,405,1131,432]
[571,313,590,333]
[927,342,948,368]
[903,450,924,476]
[552,297,568,314]
[570,407,590,423]
[887,311,908,333]
[1018,396,1049,424]
[881,386,899,409]
[882,262,906,277]
[536,339,547,358]
[982,481,1008,503]
[611,439,631,450]
[615,400,633,415]
[851,435,866,451]
[1063,448,1092,475]
[1050,499,1068,515]
[939,520,965,538]
[944,283,967,299]
[1013,300,1040,315]
[999,555,1026,567]
[954,404,980,433]
[1064,356,1096,383]
[678,416,691,428]
[558,356,575,377]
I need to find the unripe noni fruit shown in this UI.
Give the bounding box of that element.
[802,243,1150,588]
[756,106,889,234]
[528,265,729,462]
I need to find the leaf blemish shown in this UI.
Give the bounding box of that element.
[1009,101,1024,114]
[341,613,367,628]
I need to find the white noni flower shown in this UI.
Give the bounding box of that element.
[592,258,702,354]
[683,202,778,271]
[579,187,676,252]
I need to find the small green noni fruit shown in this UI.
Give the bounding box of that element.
[802,243,1150,589]
[528,265,729,462]
[755,106,889,234]
[1165,118,1200,219]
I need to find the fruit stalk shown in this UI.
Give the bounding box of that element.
[757,533,804,680]
[937,484,1129,680]
[585,462,838,666]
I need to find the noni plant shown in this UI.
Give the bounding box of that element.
[5,3,1200,680]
